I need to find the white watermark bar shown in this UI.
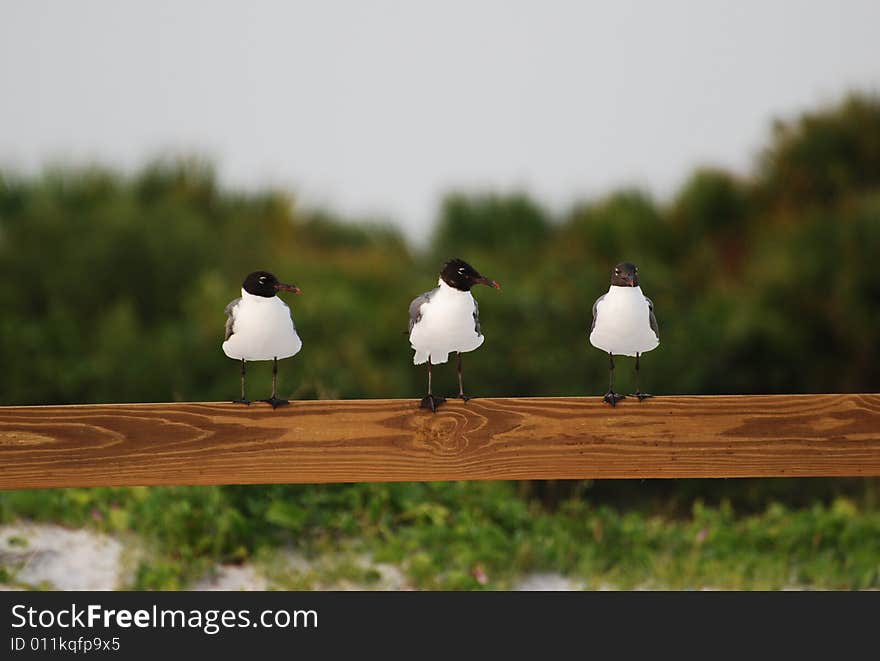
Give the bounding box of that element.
[1,591,874,656]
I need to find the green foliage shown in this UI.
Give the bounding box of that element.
[431,192,551,260]
[760,93,880,208]
[3,484,879,589]
[3,95,879,404]
[2,93,880,589]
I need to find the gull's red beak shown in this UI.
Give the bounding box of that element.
[476,276,501,290]
[275,282,302,294]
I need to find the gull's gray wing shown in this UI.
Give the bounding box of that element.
[224,297,241,341]
[473,298,482,336]
[646,297,659,340]
[408,287,439,333]
[590,294,605,333]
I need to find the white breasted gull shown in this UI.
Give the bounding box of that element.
[408,258,500,412]
[222,270,302,408]
[589,261,659,406]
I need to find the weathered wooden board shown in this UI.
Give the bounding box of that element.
[1,395,878,489]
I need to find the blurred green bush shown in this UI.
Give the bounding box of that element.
[3,95,878,406]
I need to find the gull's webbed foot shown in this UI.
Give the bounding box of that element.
[419,394,446,412]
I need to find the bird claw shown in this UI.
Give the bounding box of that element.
[232,398,251,405]
[603,391,626,406]
[630,392,653,401]
[449,393,472,402]
[262,397,290,409]
[419,395,446,412]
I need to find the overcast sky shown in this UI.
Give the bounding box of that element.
[2,1,878,241]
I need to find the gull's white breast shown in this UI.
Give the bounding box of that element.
[222,290,302,361]
[589,285,658,357]
[409,280,484,365]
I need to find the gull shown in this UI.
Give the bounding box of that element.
[408,258,500,412]
[589,262,659,406]
[222,270,302,408]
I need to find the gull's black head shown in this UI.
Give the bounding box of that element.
[242,270,302,298]
[610,262,640,287]
[440,258,501,292]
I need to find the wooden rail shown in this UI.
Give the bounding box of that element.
[0,394,878,490]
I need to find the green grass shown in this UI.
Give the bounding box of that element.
[2,482,879,590]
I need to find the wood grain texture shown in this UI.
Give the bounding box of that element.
[1,394,879,490]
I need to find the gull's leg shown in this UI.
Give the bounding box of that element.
[232,359,250,405]
[263,357,290,409]
[419,358,446,412]
[631,352,652,401]
[451,352,471,401]
[603,353,626,406]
